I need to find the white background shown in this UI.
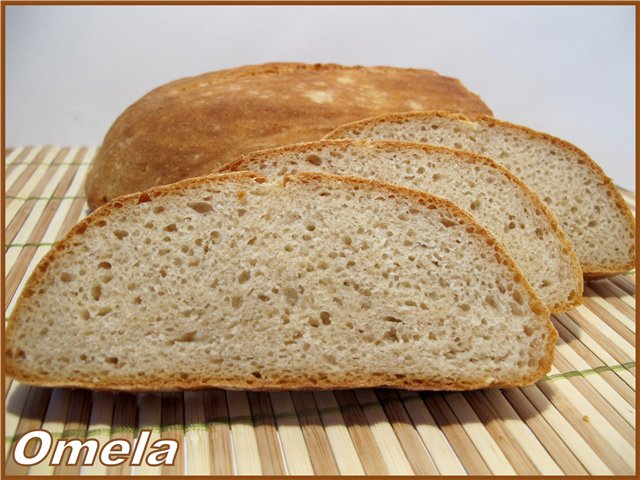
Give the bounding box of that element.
[5,5,636,189]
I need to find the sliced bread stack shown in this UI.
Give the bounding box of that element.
[325,111,636,278]
[6,172,555,391]
[219,140,582,313]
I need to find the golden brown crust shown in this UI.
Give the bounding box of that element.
[7,171,554,391]
[85,63,492,209]
[583,269,636,281]
[326,111,636,277]
[219,139,583,313]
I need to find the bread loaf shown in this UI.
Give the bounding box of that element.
[85,63,492,209]
[6,172,555,391]
[219,140,582,312]
[326,111,635,277]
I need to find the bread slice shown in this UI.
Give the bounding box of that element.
[325,111,636,278]
[85,62,492,209]
[219,140,582,313]
[6,171,555,391]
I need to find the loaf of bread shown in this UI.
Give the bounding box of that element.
[85,63,492,209]
[219,140,583,313]
[6,172,555,391]
[326,111,636,278]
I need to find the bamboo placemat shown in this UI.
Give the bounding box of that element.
[3,146,636,475]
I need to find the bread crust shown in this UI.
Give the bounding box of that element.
[4,370,549,393]
[7,171,555,391]
[219,139,583,313]
[85,63,492,209]
[325,111,636,277]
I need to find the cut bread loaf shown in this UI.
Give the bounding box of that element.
[85,63,492,209]
[325,111,636,278]
[6,171,555,391]
[219,140,582,313]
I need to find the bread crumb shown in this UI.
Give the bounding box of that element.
[326,111,635,277]
[233,140,582,312]
[6,171,553,391]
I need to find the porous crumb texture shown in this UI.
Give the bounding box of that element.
[326,113,636,276]
[221,141,582,312]
[6,172,554,391]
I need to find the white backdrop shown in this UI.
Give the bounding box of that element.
[5,5,636,189]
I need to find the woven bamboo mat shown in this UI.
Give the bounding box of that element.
[3,146,636,475]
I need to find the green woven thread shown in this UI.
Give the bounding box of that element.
[541,362,635,382]
[6,242,56,249]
